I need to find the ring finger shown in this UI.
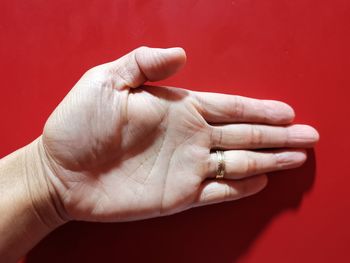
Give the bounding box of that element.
[206,149,307,180]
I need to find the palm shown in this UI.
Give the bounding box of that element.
[43,73,210,221]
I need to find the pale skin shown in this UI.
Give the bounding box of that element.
[0,47,319,262]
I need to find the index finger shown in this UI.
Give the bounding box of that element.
[193,91,295,125]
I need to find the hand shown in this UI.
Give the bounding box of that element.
[38,47,319,223]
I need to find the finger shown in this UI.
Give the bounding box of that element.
[193,92,295,125]
[207,150,306,180]
[193,174,267,207]
[106,46,186,89]
[210,124,319,149]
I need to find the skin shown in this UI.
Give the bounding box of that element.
[0,47,319,262]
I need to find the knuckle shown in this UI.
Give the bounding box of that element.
[273,152,284,168]
[284,128,290,147]
[84,65,104,78]
[231,96,245,119]
[192,92,208,116]
[81,67,112,90]
[224,184,233,200]
[244,152,258,174]
[261,102,271,123]
[248,126,264,146]
[204,153,216,178]
[210,127,223,147]
[135,45,149,54]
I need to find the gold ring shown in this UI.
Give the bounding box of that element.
[216,150,225,179]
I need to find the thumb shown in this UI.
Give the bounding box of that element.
[108,46,187,89]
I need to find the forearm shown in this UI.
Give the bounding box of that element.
[0,138,64,263]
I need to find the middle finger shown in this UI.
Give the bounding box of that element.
[210,124,319,149]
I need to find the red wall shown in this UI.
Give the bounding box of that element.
[1,0,349,262]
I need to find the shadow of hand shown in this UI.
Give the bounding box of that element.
[26,150,316,263]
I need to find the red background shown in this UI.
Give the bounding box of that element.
[1,0,349,262]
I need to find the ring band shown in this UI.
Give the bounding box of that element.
[216,150,225,179]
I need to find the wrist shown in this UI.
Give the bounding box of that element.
[23,136,67,229]
[0,137,66,262]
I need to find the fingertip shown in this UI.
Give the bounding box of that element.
[277,102,295,123]
[135,46,187,82]
[276,149,308,168]
[312,127,320,143]
[289,124,320,146]
[245,174,268,197]
[307,125,320,143]
[265,100,295,124]
[162,47,187,70]
[166,47,187,60]
[294,149,308,163]
[259,174,269,190]
[283,102,296,123]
